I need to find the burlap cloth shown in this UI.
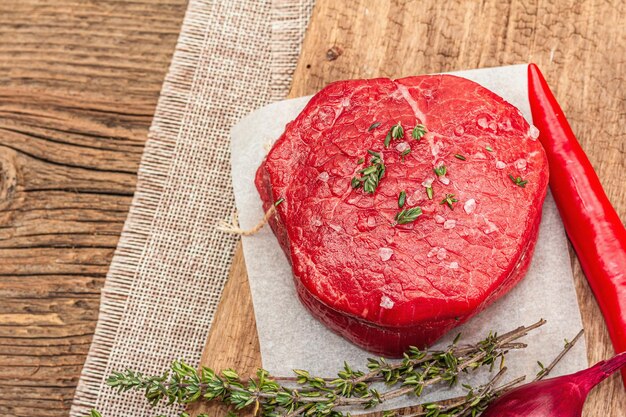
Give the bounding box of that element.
[70,1,315,415]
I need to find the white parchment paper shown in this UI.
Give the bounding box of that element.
[230,65,587,407]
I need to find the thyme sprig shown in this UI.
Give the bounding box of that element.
[351,150,385,194]
[395,207,423,225]
[534,329,584,381]
[434,165,447,177]
[398,191,407,208]
[426,186,434,200]
[368,121,382,131]
[386,367,523,417]
[391,122,405,140]
[440,193,458,210]
[386,327,583,417]
[385,122,405,147]
[508,174,528,188]
[101,321,547,417]
[412,124,427,141]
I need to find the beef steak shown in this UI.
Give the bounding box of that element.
[255,75,548,356]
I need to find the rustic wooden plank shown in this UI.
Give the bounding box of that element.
[0,0,187,416]
[191,1,625,416]
[189,243,261,417]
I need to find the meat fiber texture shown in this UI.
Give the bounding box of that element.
[255,74,549,356]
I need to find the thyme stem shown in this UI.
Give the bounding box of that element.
[101,320,564,417]
[386,326,582,417]
[535,329,584,381]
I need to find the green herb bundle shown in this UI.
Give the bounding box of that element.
[86,320,581,417]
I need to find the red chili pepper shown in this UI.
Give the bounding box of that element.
[528,63,626,388]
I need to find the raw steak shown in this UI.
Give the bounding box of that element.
[255,75,548,356]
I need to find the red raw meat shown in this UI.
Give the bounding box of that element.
[255,75,549,356]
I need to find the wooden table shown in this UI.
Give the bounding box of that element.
[0,1,623,417]
[0,1,187,415]
[192,1,626,417]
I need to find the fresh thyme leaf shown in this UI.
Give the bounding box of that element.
[353,151,385,194]
[454,154,466,161]
[391,122,404,139]
[440,193,458,209]
[384,131,392,148]
[400,148,411,161]
[357,157,365,164]
[433,165,447,177]
[363,172,380,194]
[359,165,378,176]
[426,186,434,200]
[398,191,407,208]
[412,124,427,141]
[368,121,382,131]
[274,198,285,207]
[378,164,386,180]
[395,206,422,224]
[486,145,493,152]
[508,174,528,188]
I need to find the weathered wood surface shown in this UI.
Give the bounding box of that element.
[0,1,187,416]
[191,1,625,417]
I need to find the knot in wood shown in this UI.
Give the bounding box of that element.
[0,148,18,203]
[326,46,342,61]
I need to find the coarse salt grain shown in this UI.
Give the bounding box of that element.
[379,247,393,261]
[318,171,329,182]
[464,199,477,214]
[454,125,465,136]
[496,161,506,169]
[380,295,395,309]
[396,142,409,152]
[432,141,443,157]
[439,176,450,185]
[435,215,446,224]
[329,223,343,232]
[427,247,438,258]
[444,219,456,229]
[436,247,447,260]
[529,125,540,140]
[514,159,527,171]
[422,178,434,188]
[477,117,489,128]
[488,121,498,131]
[449,261,459,269]
[367,216,376,227]
[484,219,498,235]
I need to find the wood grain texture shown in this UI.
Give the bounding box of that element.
[191,1,625,416]
[0,1,187,416]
